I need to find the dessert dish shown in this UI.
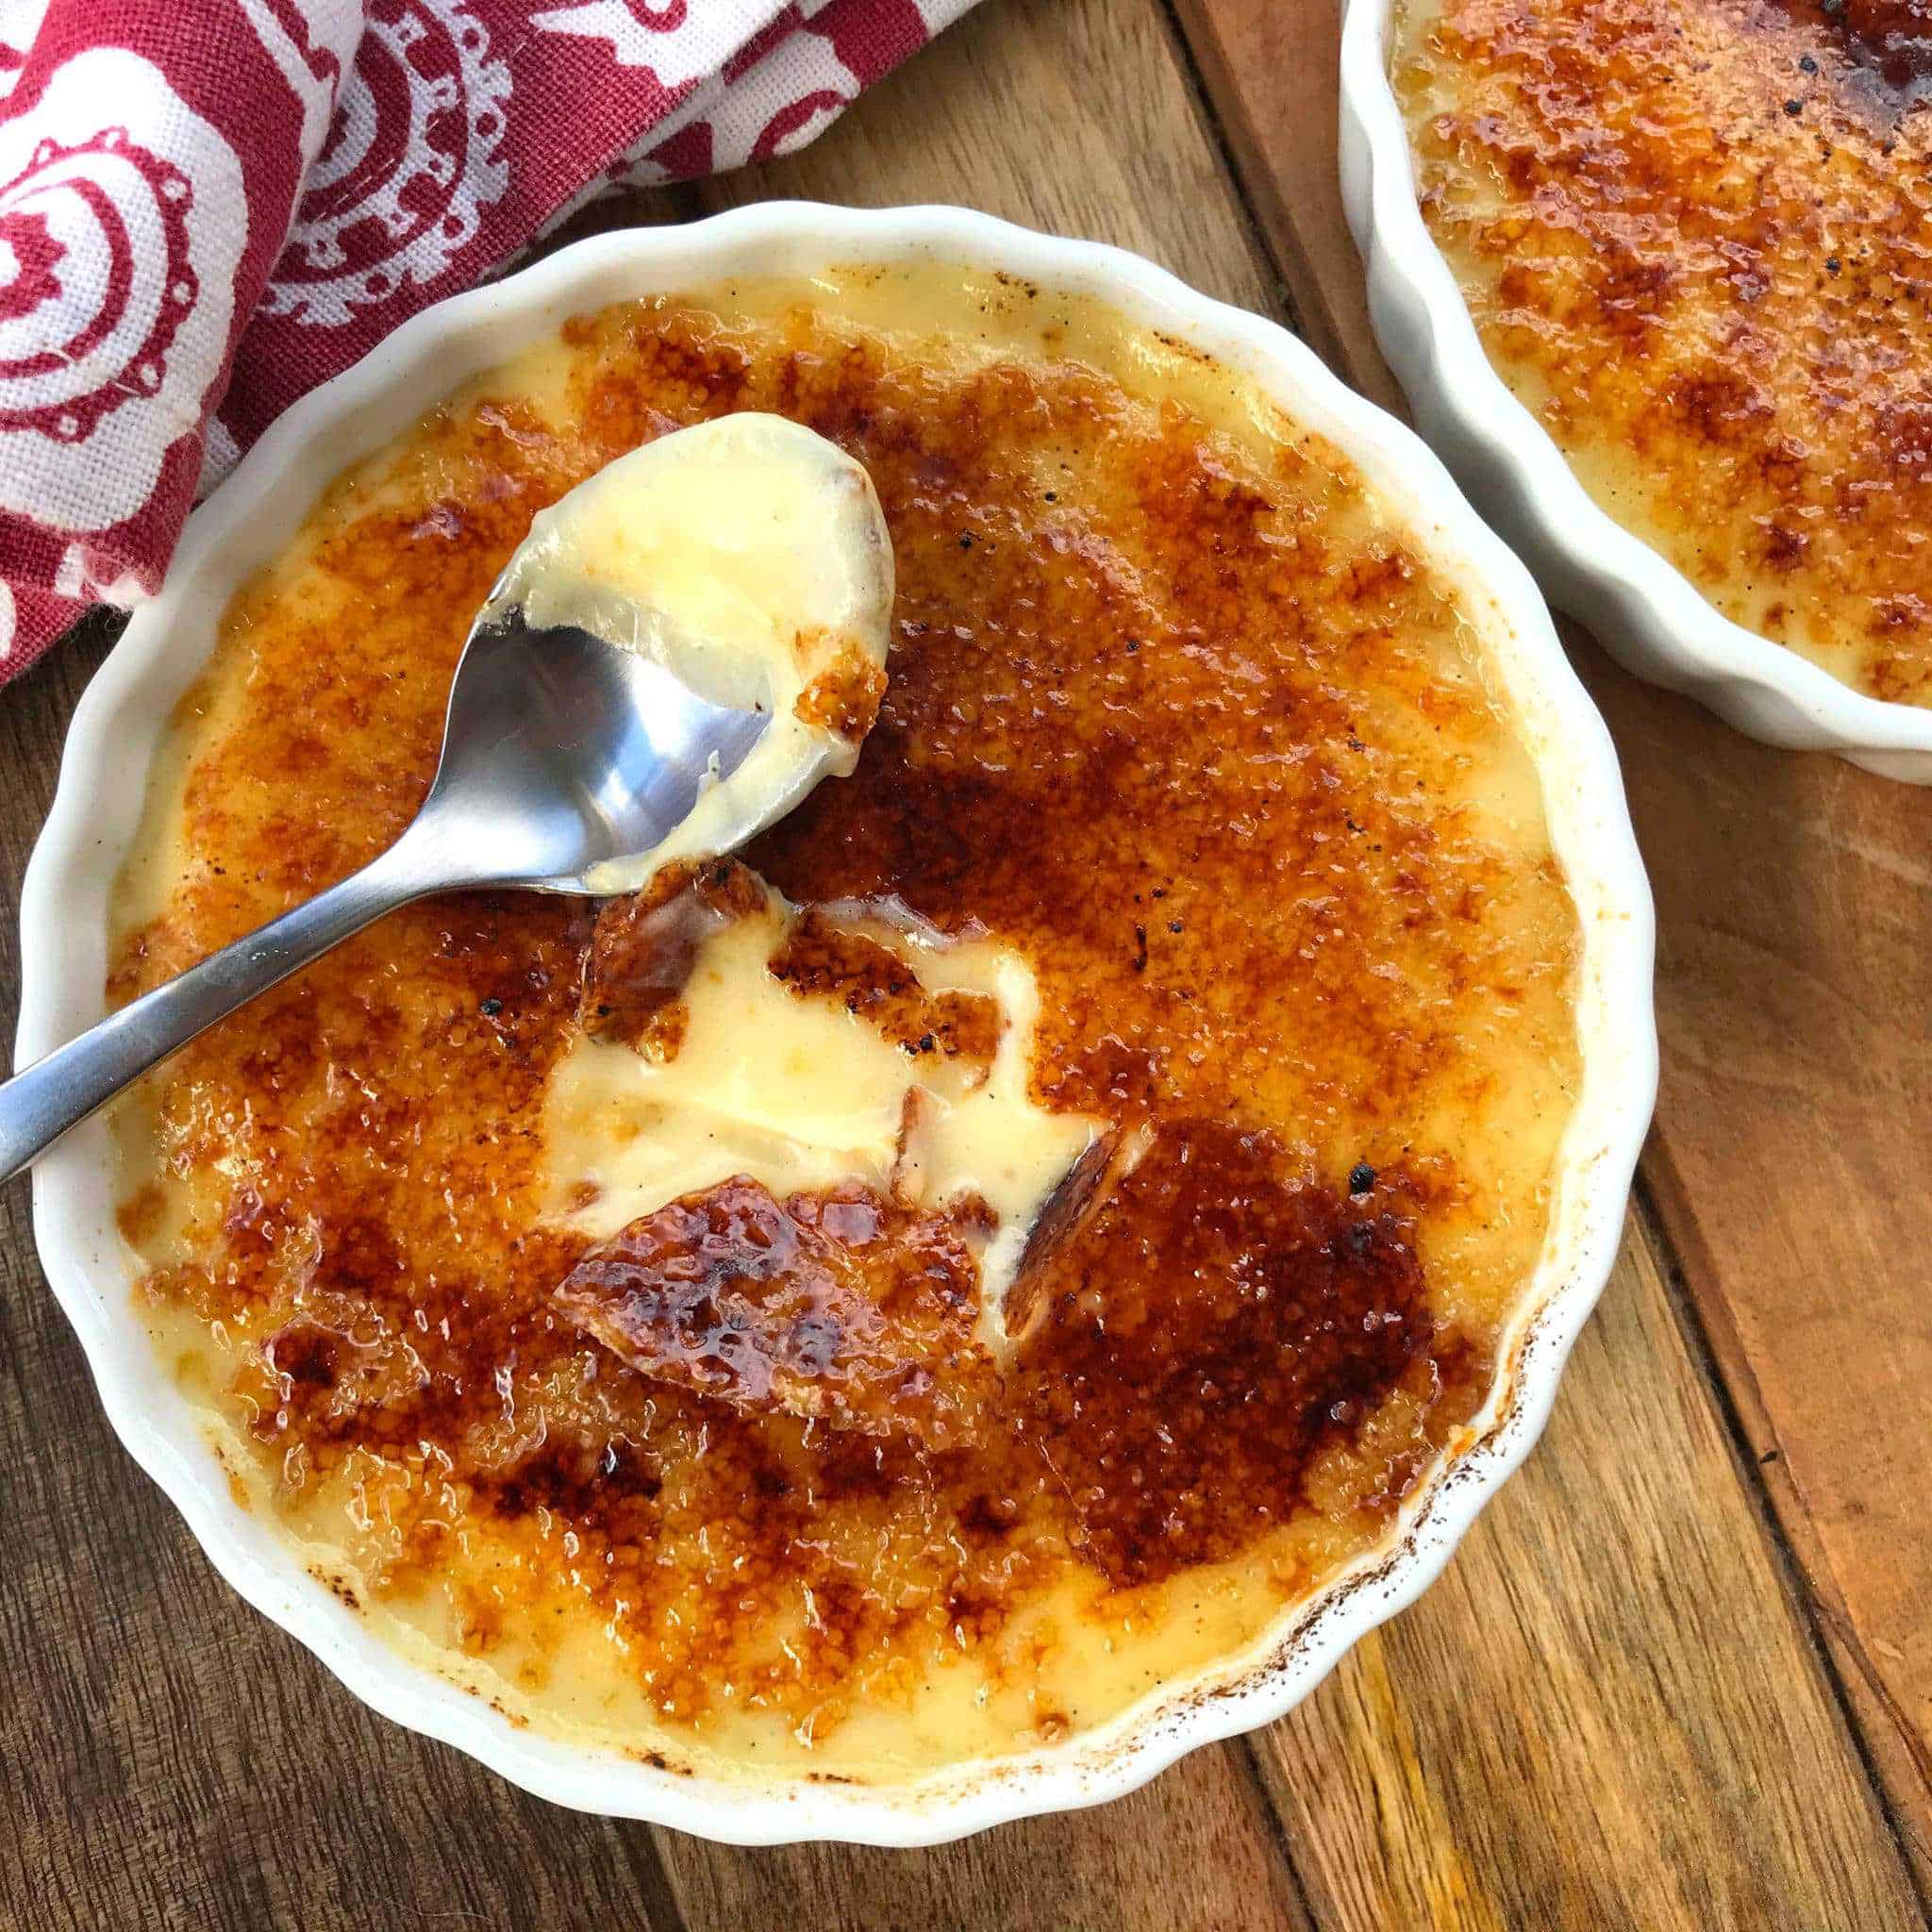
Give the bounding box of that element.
[19,206,1654,1840]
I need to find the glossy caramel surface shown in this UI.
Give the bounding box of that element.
[1397,0,1932,705]
[110,270,1579,1777]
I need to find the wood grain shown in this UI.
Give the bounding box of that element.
[1166,0,1403,415]
[1253,1217,1920,1929]
[654,1759,1314,1932]
[0,0,1924,1924]
[1172,0,1932,1898]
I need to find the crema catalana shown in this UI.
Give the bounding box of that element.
[110,265,1581,1781]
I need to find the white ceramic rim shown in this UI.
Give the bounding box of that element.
[1339,0,1932,781]
[16,201,1657,1845]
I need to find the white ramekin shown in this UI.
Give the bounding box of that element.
[1340,0,1932,783]
[15,203,1656,1844]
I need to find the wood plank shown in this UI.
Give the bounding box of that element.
[1171,0,1932,1899]
[1253,1217,1922,1929]
[1169,0,1404,413]
[1581,653,1932,1897]
[655,1761,1314,1932]
[687,0,1282,312]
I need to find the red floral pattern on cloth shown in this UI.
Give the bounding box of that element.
[0,0,974,678]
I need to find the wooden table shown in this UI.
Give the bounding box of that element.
[2,3,1926,1925]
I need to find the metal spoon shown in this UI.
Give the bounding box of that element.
[0,604,773,1183]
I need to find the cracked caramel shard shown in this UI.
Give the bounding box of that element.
[554,1175,993,1446]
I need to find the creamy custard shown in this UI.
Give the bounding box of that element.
[1395,0,1932,706]
[486,411,893,893]
[545,875,1099,1337]
[109,266,1582,1782]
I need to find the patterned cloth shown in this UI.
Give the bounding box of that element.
[0,0,974,678]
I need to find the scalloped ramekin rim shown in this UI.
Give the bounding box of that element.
[1339,0,1932,780]
[14,200,1656,1845]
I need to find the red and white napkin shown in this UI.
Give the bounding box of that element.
[0,0,975,680]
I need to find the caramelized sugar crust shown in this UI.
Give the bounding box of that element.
[556,1178,992,1448]
[115,293,1577,1752]
[1398,0,1932,704]
[1012,1120,1441,1585]
[765,912,1003,1062]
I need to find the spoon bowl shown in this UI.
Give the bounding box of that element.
[421,606,771,892]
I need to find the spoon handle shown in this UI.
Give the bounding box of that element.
[2,835,438,1184]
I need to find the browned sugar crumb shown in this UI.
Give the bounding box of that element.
[795,636,890,741]
[767,910,1001,1060]
[577,858,765,1050]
